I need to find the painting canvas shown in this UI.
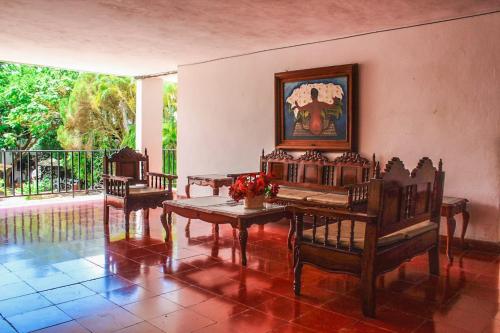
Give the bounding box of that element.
[275,64,356,151]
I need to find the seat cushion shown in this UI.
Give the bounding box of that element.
[277,187,323,201]
[305,193,349,208]
[303,220,437,249]
[400,221,438,239]
[128,186,169,197]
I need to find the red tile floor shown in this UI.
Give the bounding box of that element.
[0,199,498,332]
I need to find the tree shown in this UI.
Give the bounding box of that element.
[0,63,78,150]
[0,62,177,152]
[57,73,136,149]
[163,82,177,148]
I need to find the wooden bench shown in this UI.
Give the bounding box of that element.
[258,149,376,210]
[290,157,445,317]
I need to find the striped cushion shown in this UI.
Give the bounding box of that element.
[303,221,437,249]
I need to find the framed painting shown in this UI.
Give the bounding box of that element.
[275,64,357,151]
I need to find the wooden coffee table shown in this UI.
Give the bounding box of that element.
[161,196,292,266]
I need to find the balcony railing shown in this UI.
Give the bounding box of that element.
[0,149,177,198]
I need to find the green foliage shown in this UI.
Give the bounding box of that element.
[0,62,177,152]
[163,82,177,148]
[121,124,136,149]
[57,73,136,150]
[21,176,53,195]
[0,63,78,150]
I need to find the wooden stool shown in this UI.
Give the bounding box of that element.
[441,196,470,261]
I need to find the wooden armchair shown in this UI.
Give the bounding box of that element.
[290,157,445,317]
[103,147,177,226]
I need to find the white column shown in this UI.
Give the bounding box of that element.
[136,77,163,172]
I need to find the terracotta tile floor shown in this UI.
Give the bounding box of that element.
[0,200,498,332]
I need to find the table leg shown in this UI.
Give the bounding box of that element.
[185,183,191,198]
[239,227,248,266]
[212,187,219,196]
[185,219,191,238]
[446,216,456,261]
[161,211,170,242]
[212,224,220,240]
[287,217,295,250]
[461,209,470,248]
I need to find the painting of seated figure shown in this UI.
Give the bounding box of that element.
[275,64,356,151]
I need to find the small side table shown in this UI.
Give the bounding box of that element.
[441,196,470,261]
[185,174,233,198]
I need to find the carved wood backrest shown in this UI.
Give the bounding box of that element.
[369,157,444,237]
[104,147,149,185]
[260,149,374,192]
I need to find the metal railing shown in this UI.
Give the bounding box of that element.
[162,148,176,178]
[0,148,177,198]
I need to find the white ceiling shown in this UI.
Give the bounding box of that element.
[1,0,499,76]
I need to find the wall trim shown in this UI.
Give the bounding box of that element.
[440,235,500,254]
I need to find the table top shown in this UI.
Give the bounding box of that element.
[442,196,468,206]
[163,196,286,218]
[187,174,232,181]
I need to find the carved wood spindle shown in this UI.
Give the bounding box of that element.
[375,161,381,179]
[372,153,376,178]
[336,218,342,248]
[349,219,355,251]
[312,215,317,243]
[324,216,329,246]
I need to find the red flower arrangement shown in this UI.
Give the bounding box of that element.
[229,172,279,202]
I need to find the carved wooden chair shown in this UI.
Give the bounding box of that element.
[103,147,177,226]
[289,157,445,317]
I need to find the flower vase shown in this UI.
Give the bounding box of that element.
[244,194,265,209]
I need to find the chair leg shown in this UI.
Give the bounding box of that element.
[103,202,109,224]
[428,245,440,276]
[293,254,303,296]
[144,208,150,221]
[360,270,376,317]
[124,211,130,237]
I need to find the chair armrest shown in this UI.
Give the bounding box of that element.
[146,172,177,190]
[103,175,134,182]
[102,175,132,197]
[147,172,178,180]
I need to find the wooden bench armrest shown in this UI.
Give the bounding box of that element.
[287,204,378,249]
[286,205,377,224]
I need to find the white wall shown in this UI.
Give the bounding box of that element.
[136,77,164,172]
[177,13,500,242]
